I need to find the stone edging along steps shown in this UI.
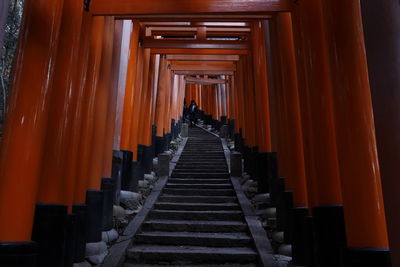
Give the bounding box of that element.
[104,126,277,266]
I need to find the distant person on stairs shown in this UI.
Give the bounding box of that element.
[189,100,198,127]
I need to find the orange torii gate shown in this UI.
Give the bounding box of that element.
[0,0,394,266]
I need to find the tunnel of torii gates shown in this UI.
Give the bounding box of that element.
[1,0,400,266]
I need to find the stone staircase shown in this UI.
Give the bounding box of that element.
[124,127,259,266]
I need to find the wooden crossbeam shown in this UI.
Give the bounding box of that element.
[166,54,240,61]
[143,38,249,50]
[150,48,248,55]
[92,0,291,15]
[185,76,226,85]
[170,60,236,71]
[173,70,234,75]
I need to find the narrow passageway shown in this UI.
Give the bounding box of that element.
[125,127,258,266]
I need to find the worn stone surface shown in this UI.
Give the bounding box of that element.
[102,228,119,243]
[256,207,277,220]
[181,123,189,137]
[120,191,142,210]
[274,254,292,267]
[72,261,91,267]
[124,127,268,266]
[139,179,150,189]
[85,241,108,265]
[157,153,170,177]
[113,205,125,219]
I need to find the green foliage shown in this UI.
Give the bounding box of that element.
[0,0,24,125]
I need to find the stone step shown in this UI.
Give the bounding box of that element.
[158,195,237,204]
[179,156,226,159]
[173,171,228,173]
[126,245,258,264]
[171,173,229,178]
[168,178,230,184]
[175,159,227,163]
[163,188,235,196]
[134,231,252,247]
[172,171,229,176]
[141,219,248,233]
[174,163,227,167]
[154,202,240,211]
[148,210,244,221]
[124,263,256,267]
[181,152,224,154]
[165,183,232,190]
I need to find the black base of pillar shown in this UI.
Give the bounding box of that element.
[243,146,251,174]
[31,203,68,267]
[164,133,171,151]
[101,178,115,231]
[256,152,269,193]
[120,150,133,191]
[85,190,104,243]
[63,213,77,267]
[283,190,294,244]
[249,147,258,179]
[303,216,315,267]
[343,247,391,267]
[132,160,144,183]
[72,204,87,263]
[138,145,153,174]
[130,162,140,192]
[266,152,279,206]
[0,242,38,267]
[155,136,164,155]
[111,150,123,205]
[313,205,346,267]
[234,133,240,152]
[276,178,286,232]
[291,207,309,266]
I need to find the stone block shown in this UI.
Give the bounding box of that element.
[157,153,170,177]
[181,123,189,137]
[120,191,142,210]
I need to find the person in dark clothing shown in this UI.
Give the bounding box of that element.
[188,100,198,127]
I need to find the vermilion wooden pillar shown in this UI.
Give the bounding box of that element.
[163,64,173,134]
[291,1,345,266]
[155,56,168,137]
[242,56,257,148]
[120,21,140,151]
[102,20,123,177]
[140,54,156,147]
[323,1,390,265]
[136,48,151,146]
[113,20,132,151]
[235,59,246,140]
[129,44,144,159]
[37,0,84,208]
[251,21,272,152]
[0,0,64,243]
[87,16,114,190]
[151,54,161,125]
[75,16,105,202]
[275,13,308,208]
[360,1,400,265]
[70,11,92,204]
[270,13,309,265]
